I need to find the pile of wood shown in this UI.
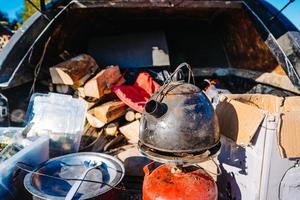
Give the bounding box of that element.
[49,54,141,152]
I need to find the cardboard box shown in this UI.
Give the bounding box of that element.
[216,94,300,158]
[216,95,300,199]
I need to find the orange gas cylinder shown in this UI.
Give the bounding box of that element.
[143,163,217,200]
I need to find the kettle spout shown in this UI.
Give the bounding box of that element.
[145,100,168,118]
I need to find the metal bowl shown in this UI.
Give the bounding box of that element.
[24,152,125,200]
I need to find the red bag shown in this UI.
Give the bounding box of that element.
[113,72,160,113]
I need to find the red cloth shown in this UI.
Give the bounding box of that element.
[112,72,160,113]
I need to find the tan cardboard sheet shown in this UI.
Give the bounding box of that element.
[278,96,300,158]
[282,97,300,112]
[217,94,300,158]
[221,94,283,112]
[279,111,300,158]
[216,97,265,145]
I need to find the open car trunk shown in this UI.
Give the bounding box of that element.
[1,1,299,113]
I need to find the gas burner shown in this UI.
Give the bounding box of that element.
[138,141,221,165]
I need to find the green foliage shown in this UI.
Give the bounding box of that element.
[0,11,9,24]
[0,10,23,31]
[0,11,15,31]
[1,0,52,31]
[23,0,41,21]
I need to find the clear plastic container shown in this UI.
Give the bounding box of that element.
[26,93,87,157]
[0,128,49,199]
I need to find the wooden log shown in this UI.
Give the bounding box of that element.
[103,134,125,152]
[104,122,119,136]
[84,66,124,99]
[90,93,117,108]
[80,93,118,111]
[55,84,72,94]
[125,110,135,122]
[84,100,96,110]
[119,120,140,144]
[83,123,97,137]
[83,71,104,98]
[135,112,142,120]
[92,100,127,124]
[80,123,99,150]
[86,112,105,128]
[90,130,110,152]
[49,54,98,87]
[77,87,86,98]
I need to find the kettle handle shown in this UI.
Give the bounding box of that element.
[155,63,195,102]
[169,63,195,85]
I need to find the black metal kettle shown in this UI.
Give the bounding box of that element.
[139,63,220,153]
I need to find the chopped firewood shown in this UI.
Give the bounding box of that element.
[80,93,117,111]
[77,87,86,98]
[86,112,105,128]
[90,130,110,152]
[103,134,125,152]
[126,110,142,122]
[125,110,135,122]
[92,100,127,124]
[85,100,96,110]
[83,123,97,136]
[119,120,140,144]
[84,66,124,99]
[55,84,71,94]
[104,122,119,136]
[82,128,124,153]
[135,112,142,120]
[84,71,104,97]
[85,96,99,102]
[105,144,136,155]
[80,123,99,151]
[49,54,98,87]
[88,93,118,109]
[104,67,125,88]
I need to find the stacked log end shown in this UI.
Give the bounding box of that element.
[49,54,98,87]
[84,66,125,99]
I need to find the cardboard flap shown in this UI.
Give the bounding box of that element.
[217,94,300,158]
[221,94,283,112]
[278,111,300,158]
[282,97,300,112]
[216,98,265,145]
